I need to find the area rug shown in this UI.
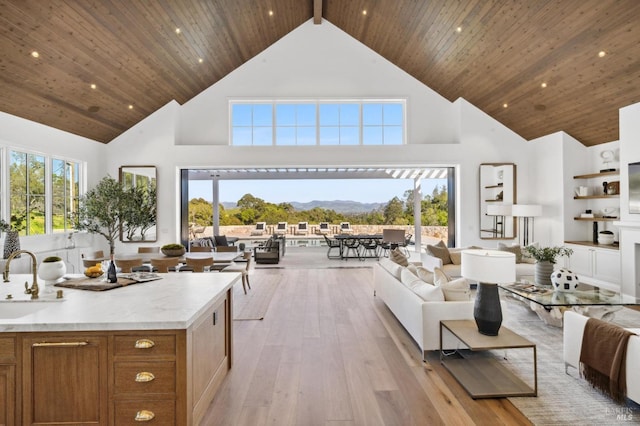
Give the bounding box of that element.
[233,272,280,320]
[499,297,640,425]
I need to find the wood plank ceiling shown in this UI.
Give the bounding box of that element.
[0,0,639,146]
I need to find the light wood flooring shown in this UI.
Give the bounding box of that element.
[200,267,531,425]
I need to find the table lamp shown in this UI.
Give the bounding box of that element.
[461,249,516,336]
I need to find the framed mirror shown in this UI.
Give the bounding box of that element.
[480,163,516,239]
[119,165,157,242]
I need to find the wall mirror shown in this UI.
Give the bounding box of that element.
[119,165,157,242]
[480,163,517,240]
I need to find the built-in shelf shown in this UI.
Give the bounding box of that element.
[485,199,502,202]
[484,184,504,189]
[564,240,619,250]
[574,195,619,200]
[573,217,618,222]
[573,170,619,179]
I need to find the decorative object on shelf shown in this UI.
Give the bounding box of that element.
[461,249,516,336]
[598,231,615,245]
[550,268,579,293]
[511,204,542,246]
[600,150,616,172]
[606,181,620,195]
[161,243,186,257]
[38,256,67,290]
[524,245,574,286]
[574,186,589,197]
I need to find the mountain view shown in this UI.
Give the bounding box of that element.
[222,200,385,214]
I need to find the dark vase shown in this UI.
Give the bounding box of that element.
[474,283,503,336]
[107,257,117,283]
[3,231,21,259]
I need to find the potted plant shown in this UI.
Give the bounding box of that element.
[524,245,573,286]
[0,215,26,259]
[38,256,67,288]
[161,243,186,257]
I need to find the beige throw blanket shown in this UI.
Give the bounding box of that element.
[579,317,635,403]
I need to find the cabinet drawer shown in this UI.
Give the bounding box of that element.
[0,337,16,362]
[114,335,176,357]
[114,400,175,425]
[114,361,176,394]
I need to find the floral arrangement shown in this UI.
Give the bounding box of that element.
[524,245,573,263]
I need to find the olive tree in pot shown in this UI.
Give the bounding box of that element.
[524,245,573,286]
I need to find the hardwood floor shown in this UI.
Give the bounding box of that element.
[200,267,532,425]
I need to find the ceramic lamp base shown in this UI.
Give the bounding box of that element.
[474,282,502,336]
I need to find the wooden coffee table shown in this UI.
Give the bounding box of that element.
[439,320,537,399]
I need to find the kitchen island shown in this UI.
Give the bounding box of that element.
[0,272,241,425]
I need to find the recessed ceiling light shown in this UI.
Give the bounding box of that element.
[362,10,367,15]
[175,28,181,34]
[198,57,203,64]
[541,82,547,88]
[456,27,462,33]
[31,51,39,58]
[598,50,606,58]
[268,10,274,16]
[128,104,134,110]
[90,83,97,90]
[503,103,508,108]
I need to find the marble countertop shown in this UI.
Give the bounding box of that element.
[0,272,241,332]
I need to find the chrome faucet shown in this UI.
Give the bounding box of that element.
[3,250,39,299]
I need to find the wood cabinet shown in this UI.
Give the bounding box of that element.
[1,288,232,425]
[0,336,16,426]
[21,335,108,425]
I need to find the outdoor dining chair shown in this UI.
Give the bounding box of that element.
[323,235,342,259]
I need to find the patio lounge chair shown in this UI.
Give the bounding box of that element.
[339,222,353,234]
[274,221,288,236]
[295,221,309,235]
[316,222,331,235]
[251,222,267,236]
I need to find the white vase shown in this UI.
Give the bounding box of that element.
[38,260,67,291]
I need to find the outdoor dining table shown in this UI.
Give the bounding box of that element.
[333,234,383,259]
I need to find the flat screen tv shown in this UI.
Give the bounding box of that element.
[629,161,640,213]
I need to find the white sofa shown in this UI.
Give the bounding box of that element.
[563,310,640,404]
[373,259,476,359]
[421,248,535,279]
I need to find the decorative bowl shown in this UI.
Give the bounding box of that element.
[161,248,186,257]
[597,232,615,245]
[84,270,104,278]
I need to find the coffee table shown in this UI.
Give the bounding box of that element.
[440,320,537,399]
[498,279,640,326]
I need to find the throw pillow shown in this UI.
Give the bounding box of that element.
[415,266,434,284]
[449,250,462,265]
[407,263,418,275]
[390,247,409,267]
[433,267,471,301]
[497,242,523,263]
[214,235,229,247]
[400,267,419,287]
[408,280,445,302]
[379,258,403,280]
[426,240,452,265]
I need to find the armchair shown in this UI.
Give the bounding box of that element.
[254,235,286,264]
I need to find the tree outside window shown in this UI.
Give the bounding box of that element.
[9,151,46,235]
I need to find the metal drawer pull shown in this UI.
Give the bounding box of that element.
[32,341,88,347]
[134,338,155,349]
[135,372,155,382]
[135,410,155,421]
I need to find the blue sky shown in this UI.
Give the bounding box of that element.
[189,178,446,204]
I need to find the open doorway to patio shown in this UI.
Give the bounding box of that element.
[179,167,456,252]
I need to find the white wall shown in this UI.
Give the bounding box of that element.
[105,21,531,251]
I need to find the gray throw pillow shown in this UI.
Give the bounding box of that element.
[390,247,409,267]
[426,240,452,265]
[497,243,523,263]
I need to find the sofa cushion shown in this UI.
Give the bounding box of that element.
[415,266,434,284]
[433,267,471,301]
[379,258,403,280]
[390,247,409,267]
[498,242,523,263]
[400,268,444,301]
[426,240,452,265]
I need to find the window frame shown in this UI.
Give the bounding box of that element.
[230,99,406,146]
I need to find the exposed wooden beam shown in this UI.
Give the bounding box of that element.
[313,0,322,24]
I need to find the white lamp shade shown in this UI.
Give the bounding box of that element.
[511,204,542,217]
[486,204,512,216]
[461,249,516,283]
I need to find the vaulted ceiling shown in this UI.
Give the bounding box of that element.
[1,0,639,146]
